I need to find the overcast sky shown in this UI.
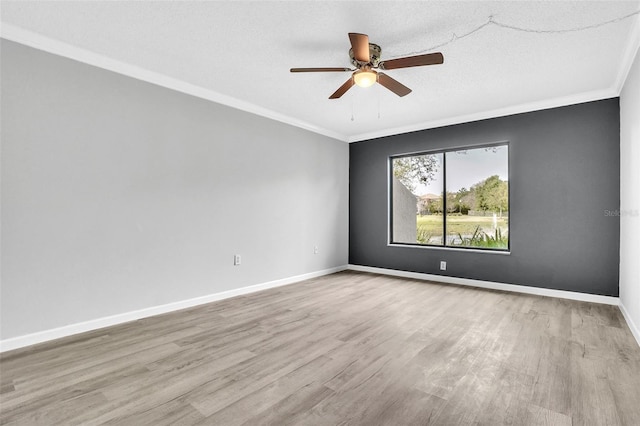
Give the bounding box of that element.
[416,145,508,195]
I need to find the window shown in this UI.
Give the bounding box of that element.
[390,143,509,251]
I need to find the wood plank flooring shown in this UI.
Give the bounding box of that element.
[1,271,639,425]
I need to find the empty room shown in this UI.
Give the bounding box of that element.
[1,1,639,425]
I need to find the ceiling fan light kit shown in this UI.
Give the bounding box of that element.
[353,69,377,88]
[291,32,444,99]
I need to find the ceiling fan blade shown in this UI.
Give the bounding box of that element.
[349,33,370,63]
[377,73,412,97]
[379,52,444,70]
[290,67,352,73]
[329,77,355,99]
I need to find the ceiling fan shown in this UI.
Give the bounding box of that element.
[290,33,444,99]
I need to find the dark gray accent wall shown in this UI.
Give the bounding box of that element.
[350,99,620,296]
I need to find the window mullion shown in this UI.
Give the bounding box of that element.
[442,153,447,246]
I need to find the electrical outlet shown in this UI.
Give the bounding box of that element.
[234,254,241,266]
[440,261,447,271]
[314,245,319,254]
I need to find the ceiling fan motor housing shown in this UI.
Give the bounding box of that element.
[349,43,382,67]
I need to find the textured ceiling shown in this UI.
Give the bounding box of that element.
[2,1,640,142]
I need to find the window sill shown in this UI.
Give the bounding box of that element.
[387,243,511,255]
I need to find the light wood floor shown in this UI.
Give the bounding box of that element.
[1,271,639,425]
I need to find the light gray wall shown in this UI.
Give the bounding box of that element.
[0,40,349,340]
[350,99,620,297]
[620,45,640,340]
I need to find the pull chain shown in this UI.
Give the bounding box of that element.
[351,92,355,121]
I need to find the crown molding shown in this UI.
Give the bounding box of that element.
[349,5,640,143]
[614,3,640,94]
[0,24,348,143]
[3,18,636,145]
[347,88,619,142]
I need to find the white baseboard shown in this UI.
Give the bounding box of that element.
[347,264,620,306]
[352,264,639,349]
[619,302,640,348]
[0,265,348,353]
[3,265,632,353]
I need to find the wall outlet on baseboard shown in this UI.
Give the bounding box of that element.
[440,261,447,271]
[314,245,319,254]
[234,254,241,266]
